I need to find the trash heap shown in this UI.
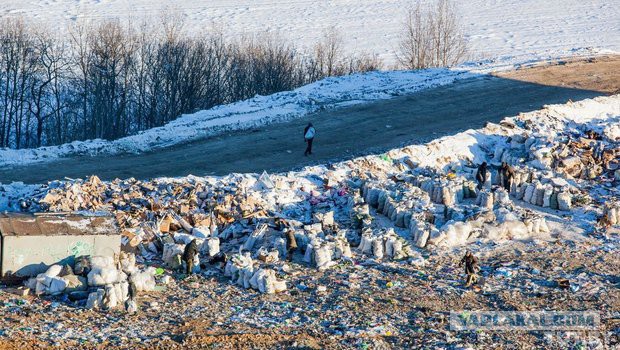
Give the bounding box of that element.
[21,171,361,296]
[23,252,157,312]
[224,252,287,293]
[601,200,620,227]
[357,164,555,248]
[357,227,415,261]
[342,99,620,247]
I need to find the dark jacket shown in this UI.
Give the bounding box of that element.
[460,253,479,275]
[285,230,297,249]
[183,239,198,262]
[476,164,487,183]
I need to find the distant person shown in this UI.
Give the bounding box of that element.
[304,123,315,156]
[459,250,479,287]
[499,162,515,191]
[125,278,139,314]
[475,162,487,190]
[285,228,298,262]
[207,252,228,267]
[593,141,605,162]
[183,239,198,275]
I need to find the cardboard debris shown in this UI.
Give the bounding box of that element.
[4,287,30,297]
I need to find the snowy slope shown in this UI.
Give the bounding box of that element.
[0,68,469,167]
[2,0,619,65]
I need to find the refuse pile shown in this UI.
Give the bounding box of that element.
[357,227,415,260]
[489,112,620,182]
[0,91,618,349]
[24,252,156,312]
[343,104,619,247]
[355,161,560,248]
[23,110,619,257]
[601,201,620,227]
[224,252,287,293]
[301,227,354,269]
[21,171,363,296]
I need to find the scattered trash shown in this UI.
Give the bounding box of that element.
[556,278,570,289]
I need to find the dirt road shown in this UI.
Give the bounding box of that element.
[2,56,618,184]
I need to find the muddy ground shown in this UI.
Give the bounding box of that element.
[497,55,620,95]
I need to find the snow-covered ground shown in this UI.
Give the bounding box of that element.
[2,0,619,66]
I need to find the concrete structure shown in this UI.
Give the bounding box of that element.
[0,213,120,278]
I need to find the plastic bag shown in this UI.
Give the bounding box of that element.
[557,191,572,211]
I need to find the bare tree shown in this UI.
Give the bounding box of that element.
[85,21,135,139]
[0,18,39,148]
[397,2,431,70]
[314,27,344,77]
[68,22,93,141]
[431,0,467,67]
[345,53,383,74]
[397,0,467,69]
[29,31,67,147]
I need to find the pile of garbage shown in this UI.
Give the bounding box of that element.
[224,252,287,293]
[347,99,619,246]
[17,170,360,297]
[519,118,620,179]
[359,166,555,248]
[357,228,415,261]
[23,252,157,312]
[601,201,620,227]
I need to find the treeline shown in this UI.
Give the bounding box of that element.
[0,19,381,149]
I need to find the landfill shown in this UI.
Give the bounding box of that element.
[0,96,619,348]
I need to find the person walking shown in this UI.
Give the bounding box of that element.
[304,123,315,156]
[475,162,487,190]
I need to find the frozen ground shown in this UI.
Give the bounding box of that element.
[1,0,619,66]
